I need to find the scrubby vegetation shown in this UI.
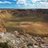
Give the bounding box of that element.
[0,10,48,36]
[0,9,48,48]
[0,42,10,48]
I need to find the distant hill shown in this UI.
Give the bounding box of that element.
[0,9,48,22]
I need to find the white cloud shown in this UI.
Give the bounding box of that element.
[40,2,48,7]
[40,2,48,5]
[17,0,27,5]
[0,1,12,4]
[32,0,40,3]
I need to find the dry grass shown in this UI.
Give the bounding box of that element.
[4,22,48,36]
[14,22,48,36]
[0,11,13,19]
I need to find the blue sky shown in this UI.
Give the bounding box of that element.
[0,0,16,9]
[0,0,48,9]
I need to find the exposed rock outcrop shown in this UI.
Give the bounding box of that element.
[0,31,48,48]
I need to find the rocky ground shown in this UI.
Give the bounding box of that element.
[0,31,48,48]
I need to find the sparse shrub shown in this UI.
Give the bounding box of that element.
[0,42,11,48]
